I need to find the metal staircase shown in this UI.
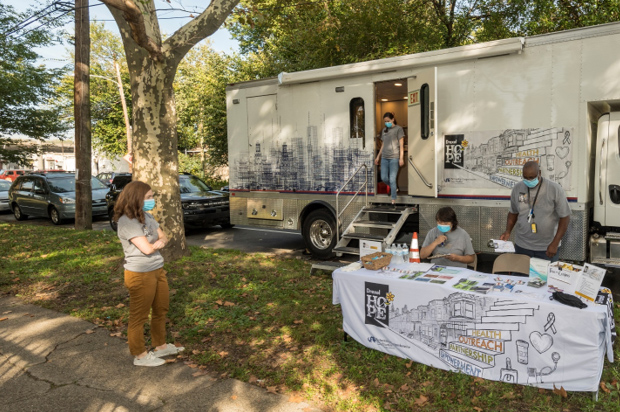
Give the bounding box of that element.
[333,204,417,256]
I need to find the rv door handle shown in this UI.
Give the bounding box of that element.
[408,156,433,189]
[599,138,606,205]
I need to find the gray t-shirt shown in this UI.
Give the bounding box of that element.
[422,227,475,268]
[117,213,164,272]
[380,125,405,159]
[509,178,571,251]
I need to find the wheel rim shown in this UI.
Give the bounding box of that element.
[14,206,20,219]
[309,219,333,250]
[51,209,59,223]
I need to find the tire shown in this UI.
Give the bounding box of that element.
[49,206,63,225]
[13,204,28,221]
[109,209,118,232]
[302,209,337,259]
[220,222,234,229]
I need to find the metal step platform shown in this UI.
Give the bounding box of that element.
[334,203,417,257]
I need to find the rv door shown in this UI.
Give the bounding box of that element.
[594,112,620,227]
[407,68,437,197]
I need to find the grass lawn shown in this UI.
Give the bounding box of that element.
[1,222,620,411]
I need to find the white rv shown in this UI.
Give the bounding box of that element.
[226,22,620,265]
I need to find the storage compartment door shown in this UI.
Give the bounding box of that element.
[407,68,438,197]
[604,113,620,227]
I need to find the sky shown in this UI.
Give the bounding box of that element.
[3,0,240,68]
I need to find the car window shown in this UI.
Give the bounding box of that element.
[91,177,108,189]
[17,171,24,175]
[0,180,11,190]
[179,176,212,193]
[47,176,108,192]
[20,178,34,192]
[34,178,46,192]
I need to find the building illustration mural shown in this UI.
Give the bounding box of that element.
[230,114,374,193]
[365,287,565,385]
[441,128,573,192]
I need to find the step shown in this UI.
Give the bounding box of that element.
[333,246,360,255]
[363,206,410,214]
[352,220,396,229]
[342,233,385,241]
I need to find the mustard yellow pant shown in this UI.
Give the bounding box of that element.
[124,268,169,356]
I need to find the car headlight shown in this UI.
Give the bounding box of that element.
[59,197,75,204]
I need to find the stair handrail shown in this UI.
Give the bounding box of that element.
[336,164,368,241]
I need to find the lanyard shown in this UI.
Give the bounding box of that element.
[527,177,543,218]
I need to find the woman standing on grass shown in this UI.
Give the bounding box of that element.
[113,181,184,367]
[374,112,405,206]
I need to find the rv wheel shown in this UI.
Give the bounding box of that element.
[303,209,336,259]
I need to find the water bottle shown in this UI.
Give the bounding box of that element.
[387,244,395,264]
[400,244,407,264]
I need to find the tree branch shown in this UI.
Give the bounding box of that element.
[100,0,164,61]
[164,0,239,62]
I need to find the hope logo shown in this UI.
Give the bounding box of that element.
[444,134,465,169]
[365,282,390,328]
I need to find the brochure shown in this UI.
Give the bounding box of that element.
[547,261,583,294]
[575,263,607,302]
[529,258,550,283]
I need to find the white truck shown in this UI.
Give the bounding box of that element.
[226,22,620,265]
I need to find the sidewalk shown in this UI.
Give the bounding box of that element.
[0,296,322,412]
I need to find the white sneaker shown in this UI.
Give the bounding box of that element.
[153,343,185,358]
[134,351,166,367]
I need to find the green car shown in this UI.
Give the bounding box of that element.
[9,172,109,225]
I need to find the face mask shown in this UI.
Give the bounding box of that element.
[385,122,393,128]
[143,199,155,211]
[523,177,539,188]
[437,224,451,233]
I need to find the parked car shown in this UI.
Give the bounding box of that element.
[8,172,110,224]
[106,173,232,231]
[0,169,27,182]
[0,180,11,212]
[96,172,123,186]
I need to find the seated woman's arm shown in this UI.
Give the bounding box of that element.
[420,234,447,259]
[447,253,475,264]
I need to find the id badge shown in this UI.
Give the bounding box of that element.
[531,223,537,234]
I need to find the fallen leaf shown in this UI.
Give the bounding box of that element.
[40,254,48,258]
[169,289,177,295]
[215,300,223,305]
[192,349,201,355]
[224,301,235,307]
[288,394,303,403]
[230,395,238,400]
[293,319,303,324]
[249,375,258,383]
[473,377,485,384]
[400,384,409,391]
[372,378,380,387]
[600,382,611,393]
[2,311,12,314]
[192,370,207,377]
[473,408,483,412]
[218,351,229,357]
[165,359,177,363]
[405,360,413,368]
[110,332,122,337]
[414,395,428,406]
[552,385,567,398]
[85,329,95,334]
[501,392,515,399]
[115,303,125,308]
[12,277,19,282]
[266,386,278,394]
[0,317,8,322]
[422,381,432,387]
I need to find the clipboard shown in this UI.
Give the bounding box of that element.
[429,254,451,259]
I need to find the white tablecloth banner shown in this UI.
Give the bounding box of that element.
[333,268,614,392]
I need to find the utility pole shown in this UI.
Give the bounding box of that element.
[74,0,92,230]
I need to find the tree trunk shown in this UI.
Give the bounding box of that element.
[129,59,189,260]
[74,0,92,230]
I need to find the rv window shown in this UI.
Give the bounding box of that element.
[421,84,430,139]
[349,98,365,140]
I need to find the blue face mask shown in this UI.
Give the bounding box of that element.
[523,177,539,188]
[385,122,393,128]
[143,199,155,211]
[437,224,451,233]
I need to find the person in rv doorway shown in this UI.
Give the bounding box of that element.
[114,181,184,367]
[374,112,405,206]
[420,206,476,268]
[499,161,570,261]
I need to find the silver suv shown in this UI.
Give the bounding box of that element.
[9,172,109,225]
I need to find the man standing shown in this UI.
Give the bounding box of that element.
[500,161,570,261]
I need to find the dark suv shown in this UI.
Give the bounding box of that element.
[106,173,232,231]
[8,172,109,224]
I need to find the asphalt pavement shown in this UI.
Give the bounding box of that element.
[0,296,323,412]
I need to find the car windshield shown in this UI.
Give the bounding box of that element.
[47,177,108,193]
[179,176,211,193]
[0,180,11,190]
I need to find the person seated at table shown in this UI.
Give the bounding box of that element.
[420,207,475,268]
